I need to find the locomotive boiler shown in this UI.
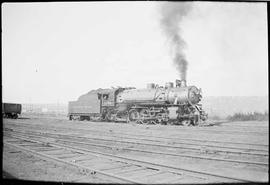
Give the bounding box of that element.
[68,80,207,126]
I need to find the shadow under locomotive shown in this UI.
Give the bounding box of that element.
[68,80,208,126]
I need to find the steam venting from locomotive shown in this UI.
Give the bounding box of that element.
[160,2,192,81]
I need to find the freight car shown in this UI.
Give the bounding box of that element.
[68,80,208,126]
[2,103,22,119]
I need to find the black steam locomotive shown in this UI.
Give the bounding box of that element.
[68,80,207,126]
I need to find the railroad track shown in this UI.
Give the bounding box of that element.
[5,122,269,150]
[6,119,269,137]
[61,127,268,151]
[5,127,268,155]
[48,132,270,157]
[3,131,268,166]
[4,125,269,157]
[4,134,257,183]
[6,125,268,153]
[95,130,269,151]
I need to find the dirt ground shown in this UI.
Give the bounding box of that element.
[3,144,114,183]
[2,114,269,183]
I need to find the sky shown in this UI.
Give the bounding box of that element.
[2,2,268,104]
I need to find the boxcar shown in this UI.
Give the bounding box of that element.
[2,103,22,119]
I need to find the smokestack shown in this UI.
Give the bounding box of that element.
[160,2,192,81]
[180,80,187,87]
[176,79,186,87]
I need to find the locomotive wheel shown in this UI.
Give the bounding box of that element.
[143,120,150,125]
[136,120,143,124]
[128,109,140,122]
[105,112,114,122]
[140,109,150,119]
[182,120,191,126]
[150,120,157,125]
[193,115,200,125]
[149,111,156,117]
[79,116,84,121]
[13,114,18,119]
[136,120,148,124]
[161,120,167,125]
[6,113,12,118]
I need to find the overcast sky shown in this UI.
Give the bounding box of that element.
[2,2,268,104]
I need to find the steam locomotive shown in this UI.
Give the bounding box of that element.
[68,80,207,126]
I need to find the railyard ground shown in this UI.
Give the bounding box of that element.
[2,113,269,183]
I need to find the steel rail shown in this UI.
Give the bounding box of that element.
[4,134,247,183]
[107,134,269,153]
[58,133,269,156]
[82,129,269,151]
[5,121,269,147]
[72,120,269,135]
[8,128,269,155]
[20,117,268,135]
[158,127,269,135]
[82,127,269,146]
[4,135,206,183]
[7,131,268,166]
[5,121,269,146]
[4,141,142,184]
[9,129,269,157]
[4,134,261,183]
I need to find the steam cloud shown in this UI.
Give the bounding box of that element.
[160,2,192,81]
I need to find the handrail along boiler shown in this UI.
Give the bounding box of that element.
[68,80,207,125]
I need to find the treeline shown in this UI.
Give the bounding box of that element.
[226,111,269,121]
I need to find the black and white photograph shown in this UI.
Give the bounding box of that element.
[2,1,268,184]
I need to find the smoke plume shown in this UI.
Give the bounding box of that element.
[160,2,192,81]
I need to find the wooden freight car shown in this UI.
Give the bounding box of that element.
[2,103,22,119]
